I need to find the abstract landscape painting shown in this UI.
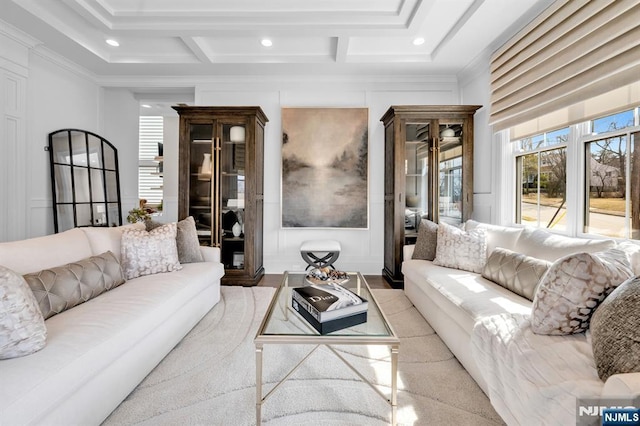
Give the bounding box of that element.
[282,107,368,228]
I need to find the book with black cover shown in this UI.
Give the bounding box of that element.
[291,284,368,323]
[291,297,367,334]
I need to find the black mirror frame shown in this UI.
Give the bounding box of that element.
[48,128,123,233]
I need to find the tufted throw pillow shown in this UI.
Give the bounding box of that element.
[433,222,487,273]
[147,217,204,264]
[482,247,551,301]
[0,265,47,359]
[412,219,438,261]
[531,248,633,335]
[121,222,182,280]
[23,251,126,320]
[591,276,640,381]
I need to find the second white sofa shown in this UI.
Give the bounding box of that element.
[402,220,640,425]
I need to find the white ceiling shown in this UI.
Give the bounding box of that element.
[1,0,554,80]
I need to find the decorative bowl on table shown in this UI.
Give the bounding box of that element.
[305,267,350,286]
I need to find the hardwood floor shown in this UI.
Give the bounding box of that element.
[256,273,392,289]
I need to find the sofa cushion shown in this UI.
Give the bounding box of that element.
[81,223,145,262]
[514,227,615,263]
[412,219,438,261]
[591,276,640,381]
[531,248,633,335]
[482,248,551,301]
[0,228,93,275]
[121,223,182,280]
[23,251,126,320]
[434,222,487,273]
[402,259,531,335]
[0,265,47,360]
[465,220,523,257]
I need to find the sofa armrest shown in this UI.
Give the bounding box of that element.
[403,244,415,261]
[200,246,221,263]
[602,372,640,397]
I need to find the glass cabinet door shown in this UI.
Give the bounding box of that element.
[438,121,464,225]
[219,122,246,271]
[404,122,431,238]
[188,123,214,246]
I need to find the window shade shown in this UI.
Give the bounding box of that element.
[489,0,640,132]
[138,116,163,204]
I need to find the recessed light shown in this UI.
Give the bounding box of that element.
[141,104,152,109]
[261,38,273,47]
[106,39,120,47]
[413,37,425,46]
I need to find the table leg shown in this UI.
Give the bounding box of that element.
[256,344,263,425]
[391,344,399,426]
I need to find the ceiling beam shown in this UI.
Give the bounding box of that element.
[335,36,350,62]
[180,36,213,63]
[431,0,484,60]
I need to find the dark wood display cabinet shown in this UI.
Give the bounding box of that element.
[173,106,268,286]
[381,105,480,288]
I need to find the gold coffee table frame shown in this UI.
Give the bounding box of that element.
[254,271,400,425]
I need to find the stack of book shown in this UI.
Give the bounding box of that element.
[291,283,368,334]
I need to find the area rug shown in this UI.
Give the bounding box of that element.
[103,287,504,425]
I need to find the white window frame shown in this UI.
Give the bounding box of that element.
[138,116,164,206]
[506,106,640,240]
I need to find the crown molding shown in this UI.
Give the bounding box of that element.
[0,18,41,48]
[31,46,97,82]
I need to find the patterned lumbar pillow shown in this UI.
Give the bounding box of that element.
[433,222,487,273]
[590,275,640,381]
[121,222,182,279]
[0,265,47,359]
[482,247,551,301]
[531,248,633,335]
[23,251,126,320]
[412,219,438,261]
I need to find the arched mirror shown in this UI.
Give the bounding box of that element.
[48,129,122,232]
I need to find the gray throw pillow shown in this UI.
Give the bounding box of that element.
[176,216,204,263]
[0,265,47,359]
[591,276,640,381]
[24,251,125,320]
[482,247,550,301]
[148,217,204,264]
[412,219,438,261]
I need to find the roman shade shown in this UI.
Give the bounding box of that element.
[489,0,640,132]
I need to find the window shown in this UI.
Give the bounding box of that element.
[510,108,640,240]
[583,109,640,239]
[515,128,568,231]
[138,116,163,206]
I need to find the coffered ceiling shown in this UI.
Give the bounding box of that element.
[1,0,553,78]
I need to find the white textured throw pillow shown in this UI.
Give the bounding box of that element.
[0,265,47,359]
[531,248,633,335]
[121,222,182,279]
[433,222,487,273]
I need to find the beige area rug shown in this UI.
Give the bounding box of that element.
[103,287,504,425]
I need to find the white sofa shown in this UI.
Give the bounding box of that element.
[402,220,640,425]
[0,225,224,425]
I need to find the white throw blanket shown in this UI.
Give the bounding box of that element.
[471,313,604,425]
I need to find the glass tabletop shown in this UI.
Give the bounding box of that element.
[255,271,397,341]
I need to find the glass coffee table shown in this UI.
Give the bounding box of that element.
[254,271,400,425]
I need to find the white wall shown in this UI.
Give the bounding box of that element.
[25,53,101,237]
[459,58,495,224]
[101,88,140,219]
[193,76,461,274]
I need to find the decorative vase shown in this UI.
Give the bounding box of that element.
[201,153,212,176]
[406,195,420,207]
[232,222,242,237]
